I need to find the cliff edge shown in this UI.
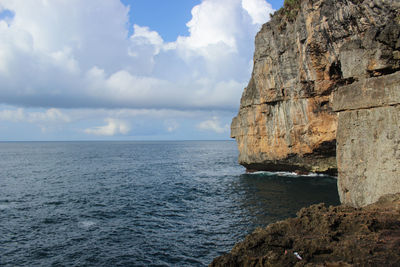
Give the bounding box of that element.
[231,0,400,174]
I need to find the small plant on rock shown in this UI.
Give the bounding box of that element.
[284,0,301,21]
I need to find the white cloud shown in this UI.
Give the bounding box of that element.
[130,25,163,54]
[28,108,71,123]
[0,108,24,122]
[50,47,79,74]
[0,0,274,112]
[84,118,130,136]
[164,120,179,132]
[242,0,273,24]
[177,0,240,51]
[0,104,237,140]
[0,108,70,123]
[197,116,229,133]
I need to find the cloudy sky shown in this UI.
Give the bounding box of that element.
[0,0,282,141]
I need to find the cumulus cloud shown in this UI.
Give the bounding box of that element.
[0,0,274,111]
[242,0,273,24]
[177,0,240,51]
[84,118,130,136]
[197,116,229,133]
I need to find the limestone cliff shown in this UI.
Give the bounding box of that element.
[210,1,400,264]
[333,67,400,208]
[231,0,400,174]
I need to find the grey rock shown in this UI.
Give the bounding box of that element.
[334,72,400,207]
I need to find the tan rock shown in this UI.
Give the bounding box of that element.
[232,0,400,175]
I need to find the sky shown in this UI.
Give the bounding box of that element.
[0,0,283,141]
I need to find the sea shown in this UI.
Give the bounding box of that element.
[0,141,340,266]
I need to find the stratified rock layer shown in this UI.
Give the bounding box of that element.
[210,193,400,267]
[231,0,400,174]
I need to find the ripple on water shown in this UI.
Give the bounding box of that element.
[0,141,340,266]
[78,220,97,229]
[0,204,10,210]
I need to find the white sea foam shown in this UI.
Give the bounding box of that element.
[0,204,10,210]
[246,171,337,178]
[248,171,270,175]
[78,220,96,228]
[275,171,299,177]
[303,172,336,178]
[246,171,298,177]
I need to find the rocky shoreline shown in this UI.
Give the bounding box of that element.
[210,193,400,267]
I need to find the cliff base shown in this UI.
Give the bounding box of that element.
[210,193,400,267]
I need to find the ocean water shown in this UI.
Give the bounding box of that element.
[0,141,340,266]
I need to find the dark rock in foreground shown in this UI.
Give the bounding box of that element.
[210,194,400,267]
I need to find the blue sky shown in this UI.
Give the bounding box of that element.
[0,0,283,141]
[121,0,202,41]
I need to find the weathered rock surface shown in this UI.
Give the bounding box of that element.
[214,0,400,265]
[231,0,400,174]
[333,72,400,208]
[210,193,400,267]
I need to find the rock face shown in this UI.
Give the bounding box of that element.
[333,72,400,207]
[210,193,400,267]
[212,0,400,265]
[231,0,400,174]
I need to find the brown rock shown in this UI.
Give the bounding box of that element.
[210,193,400,267]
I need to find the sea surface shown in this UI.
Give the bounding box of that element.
[0,141,340,266]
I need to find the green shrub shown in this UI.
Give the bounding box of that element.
[283,0,301,21]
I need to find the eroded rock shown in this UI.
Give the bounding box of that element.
[210,193,400,267]
[334,72,400,208]
[231,0,400,174]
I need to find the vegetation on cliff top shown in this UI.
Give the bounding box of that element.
[271,0,301,28]
[283,0,302,21]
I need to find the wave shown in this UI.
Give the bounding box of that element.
[0,204,10,210]
[78,220,96,229]
[245,171,337,178]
